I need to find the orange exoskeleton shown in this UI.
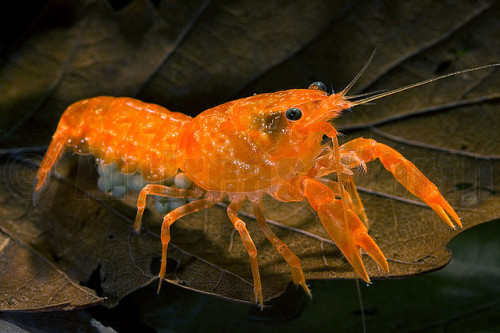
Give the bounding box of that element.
[35,53,498,308]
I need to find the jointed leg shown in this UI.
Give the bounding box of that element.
[134,183,204,232]
[251,199,311,297]
[156,192,223,292]
[341,138,461,228]
[227,195,263,308]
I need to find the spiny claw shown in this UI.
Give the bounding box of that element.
[336,230,389,283]
[427,196,462,229]
[317,200,389,282]
[341,138,463,230]
[358,232,389,274]
[383,152,462,229]
[339,239,370,282]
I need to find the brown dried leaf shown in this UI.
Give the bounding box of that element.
[0,218,104,311]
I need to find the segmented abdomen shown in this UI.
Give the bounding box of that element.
[36,97,192,190]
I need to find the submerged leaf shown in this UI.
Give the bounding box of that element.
[0,224,104,311]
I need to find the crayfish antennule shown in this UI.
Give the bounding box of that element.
[340,48,377,96]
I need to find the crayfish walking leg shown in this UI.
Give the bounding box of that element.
[134,183,204,232]
[251,199,312,298]
[227,194,264,309]
[152,192,223,292]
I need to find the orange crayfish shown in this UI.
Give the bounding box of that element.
[35,55,498,308]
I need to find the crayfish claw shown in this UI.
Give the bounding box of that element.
[358,232,389,274]
[316,199,389,282]
[427,197,462,229]
[342,244,371,283]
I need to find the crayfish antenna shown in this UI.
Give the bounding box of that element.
[348,63,500,106]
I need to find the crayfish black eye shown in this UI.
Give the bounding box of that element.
[285,107,302,121]
[308,81,327,92]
